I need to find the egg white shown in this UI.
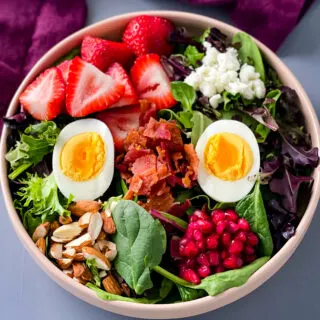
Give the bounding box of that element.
[52,119,114,201]
[196,120,260,203]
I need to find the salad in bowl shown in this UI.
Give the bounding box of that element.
[1,12,319,313]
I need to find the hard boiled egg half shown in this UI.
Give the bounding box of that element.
[196,120,260,202]
[52,119,114,201]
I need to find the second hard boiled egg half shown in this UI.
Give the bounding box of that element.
[52,119,114,201]
[196,120,260,202]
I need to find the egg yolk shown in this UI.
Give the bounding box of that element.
[204,132,253,181]
[60,132,105,181]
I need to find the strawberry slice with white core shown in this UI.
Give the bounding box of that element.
[130,54,176,110]
[19,67,65,120]
[57,60,72,84]
[96,104,140,152]
[66,57,125,117]
[106,62,138,108]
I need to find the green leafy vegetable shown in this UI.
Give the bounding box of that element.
[222,92,241,111]
[102,195,123,211]
[15,173,72,234]
[190,111,213,145]
[86,259,101,287]
[111,200,167,295]
[236,181,273,256]
[177,285,206,302]
[171,81,196,112]
[232,32,265,81]
[158,109,193,129]
[154,256,269,296]
[6,122,60,180]
[87,278,173,304]
[184,45,204,67]
[54,47,80,65]
[213,202,236,209]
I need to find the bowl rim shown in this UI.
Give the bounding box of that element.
[1,10,320,319]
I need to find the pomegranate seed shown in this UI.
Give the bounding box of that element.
[184,240,199,257]
[196,239,206,252]
[185,222,197,239]
[215,265,225,273]
[238,218,250,231]
[197,253,210,267]
[229,240,244,254]
[189,215,198,223]
[221,232,231,247]
[220,250,228,260]
[211,209,225,224]
[185,258,196,269]
[193,210,210,221]
[180,238,188,246]
[223,255,242,269]
[245,254,257,264]
[198,265,211,278]
[193,229,203,241]
[247,232,259,246]
[208,250,220,266]
[227,221,239,234]
[180,268,201,284]
[196,220,214,234]
[225,209,238,222]
[235,231,247,243]
[216,220,227,234]
[244,245,255,255]
[206,234,219,249]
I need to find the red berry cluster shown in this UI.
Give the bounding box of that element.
[178,209,259,284]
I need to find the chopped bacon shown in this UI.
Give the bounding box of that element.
[139,99,157,126]
[124,129,148,151]
[184,144,199,179]
[143,118,171,140]
[132,154,157,175]
[140,192,174,212]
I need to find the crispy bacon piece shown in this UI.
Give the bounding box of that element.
[140,192,174,212]
[139,99,157,126]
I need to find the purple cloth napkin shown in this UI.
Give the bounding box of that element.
[0,0,87,131]
[188,0,313,51]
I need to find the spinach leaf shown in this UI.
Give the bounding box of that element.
[190,111,213,145]
[213,202,236,209]
[86,259,101,287]
[53,47,80,65]
[184,45,204,67]
[255,89,281,142]
[154,257,269,296]
[177,285,206,301]
[232,32,265,81]
[222,92,241,111]
[236,181,273,256]
[6,121,60,180]
[158,109,193,129]
[150,209,188,231]
[171,81,196,112]
[87,278,173,304]
[111,200,167,295]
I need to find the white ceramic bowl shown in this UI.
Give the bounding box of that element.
[1,11,320,319]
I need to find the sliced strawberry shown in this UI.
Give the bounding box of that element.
[56,60,72,84]
[123,15,174,56]
[19,67,65,120]
[66,57,125,117]
[106,62,138,108]
[96,105,140,152]
[130,54,176,110]
[81,36,134,71]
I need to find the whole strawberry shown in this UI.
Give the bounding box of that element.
[123,15,174,56]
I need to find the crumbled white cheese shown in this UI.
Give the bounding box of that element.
[184,42,266,105]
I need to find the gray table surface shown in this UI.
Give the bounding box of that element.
[1,1,320,319]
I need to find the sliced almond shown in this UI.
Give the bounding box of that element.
[57,258,73,270]
[65,233,92,252]
[63,268,74,278]
[74,252,85,262]
[62,247,76,259]
[99,270,107,278]
[102,274,122,295]
[101,211,116,234]
[88,212,103,243]
[50,221,60,233]
[36,238,46,254]
[96,230,107,241]
[82,247,111,270]
[49,243,63,260]
[32,222,50,242]
[72,262,93,282]
[59,215,73,225]
[78,212,92,229]
[96,239,109,253]
[121,283,131,297]
[104,241,117,262]
[68,201,101,217]
[73,277,87,285]
[52,222,82,243]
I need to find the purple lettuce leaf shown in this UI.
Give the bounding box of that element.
[150,209,188,232]
[269,167,313,213]
[3,112,31,129]
[170,236,182,259]
[260,157,281,183]
[161,55,192,81]
[243,107,279,131]
[204,27,229,52]
[167,199,192,218]
[168,27,204,51]
[277,86,301,124]
[281,135,319,168]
